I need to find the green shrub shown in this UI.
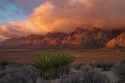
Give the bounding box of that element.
[0,60,16,66]
[33,52,73,79]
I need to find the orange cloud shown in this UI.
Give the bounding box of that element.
[24,0,95,33]
[1,0,125,41]
[24,0,125,34]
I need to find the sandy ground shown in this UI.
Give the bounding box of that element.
[0,48,125,64]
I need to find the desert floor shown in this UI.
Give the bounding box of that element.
[0,48,125,64]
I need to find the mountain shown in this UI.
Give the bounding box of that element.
[0,27,124,49]
[106,32,125,48]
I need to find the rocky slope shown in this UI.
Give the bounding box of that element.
[106,32,125,48]
[0,28,124,49]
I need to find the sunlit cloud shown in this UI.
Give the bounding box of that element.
[1,0,125,40]
[25,0,125,34]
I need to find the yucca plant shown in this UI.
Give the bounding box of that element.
[33,51,73,79]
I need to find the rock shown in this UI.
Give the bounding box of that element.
[0,64,42,83]
[60,70,111,83]
[51,79,61,83]
[106,38,117,48]
[106,32,125,48]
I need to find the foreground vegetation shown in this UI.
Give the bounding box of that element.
[0,52,125,83]
[33,52,73,79]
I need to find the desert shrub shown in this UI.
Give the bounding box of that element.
[60,70,110,83]
[120,59,125,64]
[33,52,73,79]
[70,63,84,71]
[0,65,39,83]
[0,60,16,66]
[92,61,114,71]
[112,62,125,83]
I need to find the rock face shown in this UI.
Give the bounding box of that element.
[106,32,125,48]
[0,64,41,83]
[0,28,124,49]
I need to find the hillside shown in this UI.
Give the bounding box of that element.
[106,32,125,48]
[0,28,124,49]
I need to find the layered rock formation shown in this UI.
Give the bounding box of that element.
[0,28,124,49]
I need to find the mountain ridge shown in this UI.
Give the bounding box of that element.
[0,27,124,49]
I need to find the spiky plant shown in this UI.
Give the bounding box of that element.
[33,51,73,79]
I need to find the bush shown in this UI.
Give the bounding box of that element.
[112,62,125,82]
[33,52,73,79]
[0,60,16,66]
[60,70,110,83]
[92,61,114,71]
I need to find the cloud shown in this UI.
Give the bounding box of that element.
[1,0,125,40]
[25,0,125,33]
[25,0,95,33]
[0,21,36,39]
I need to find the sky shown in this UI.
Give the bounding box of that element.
[1,0,125,28]
[0,0,125,41]
[0,0,43,23]
[25,0,125,33]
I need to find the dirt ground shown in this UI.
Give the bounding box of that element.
[0,48,125,64]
